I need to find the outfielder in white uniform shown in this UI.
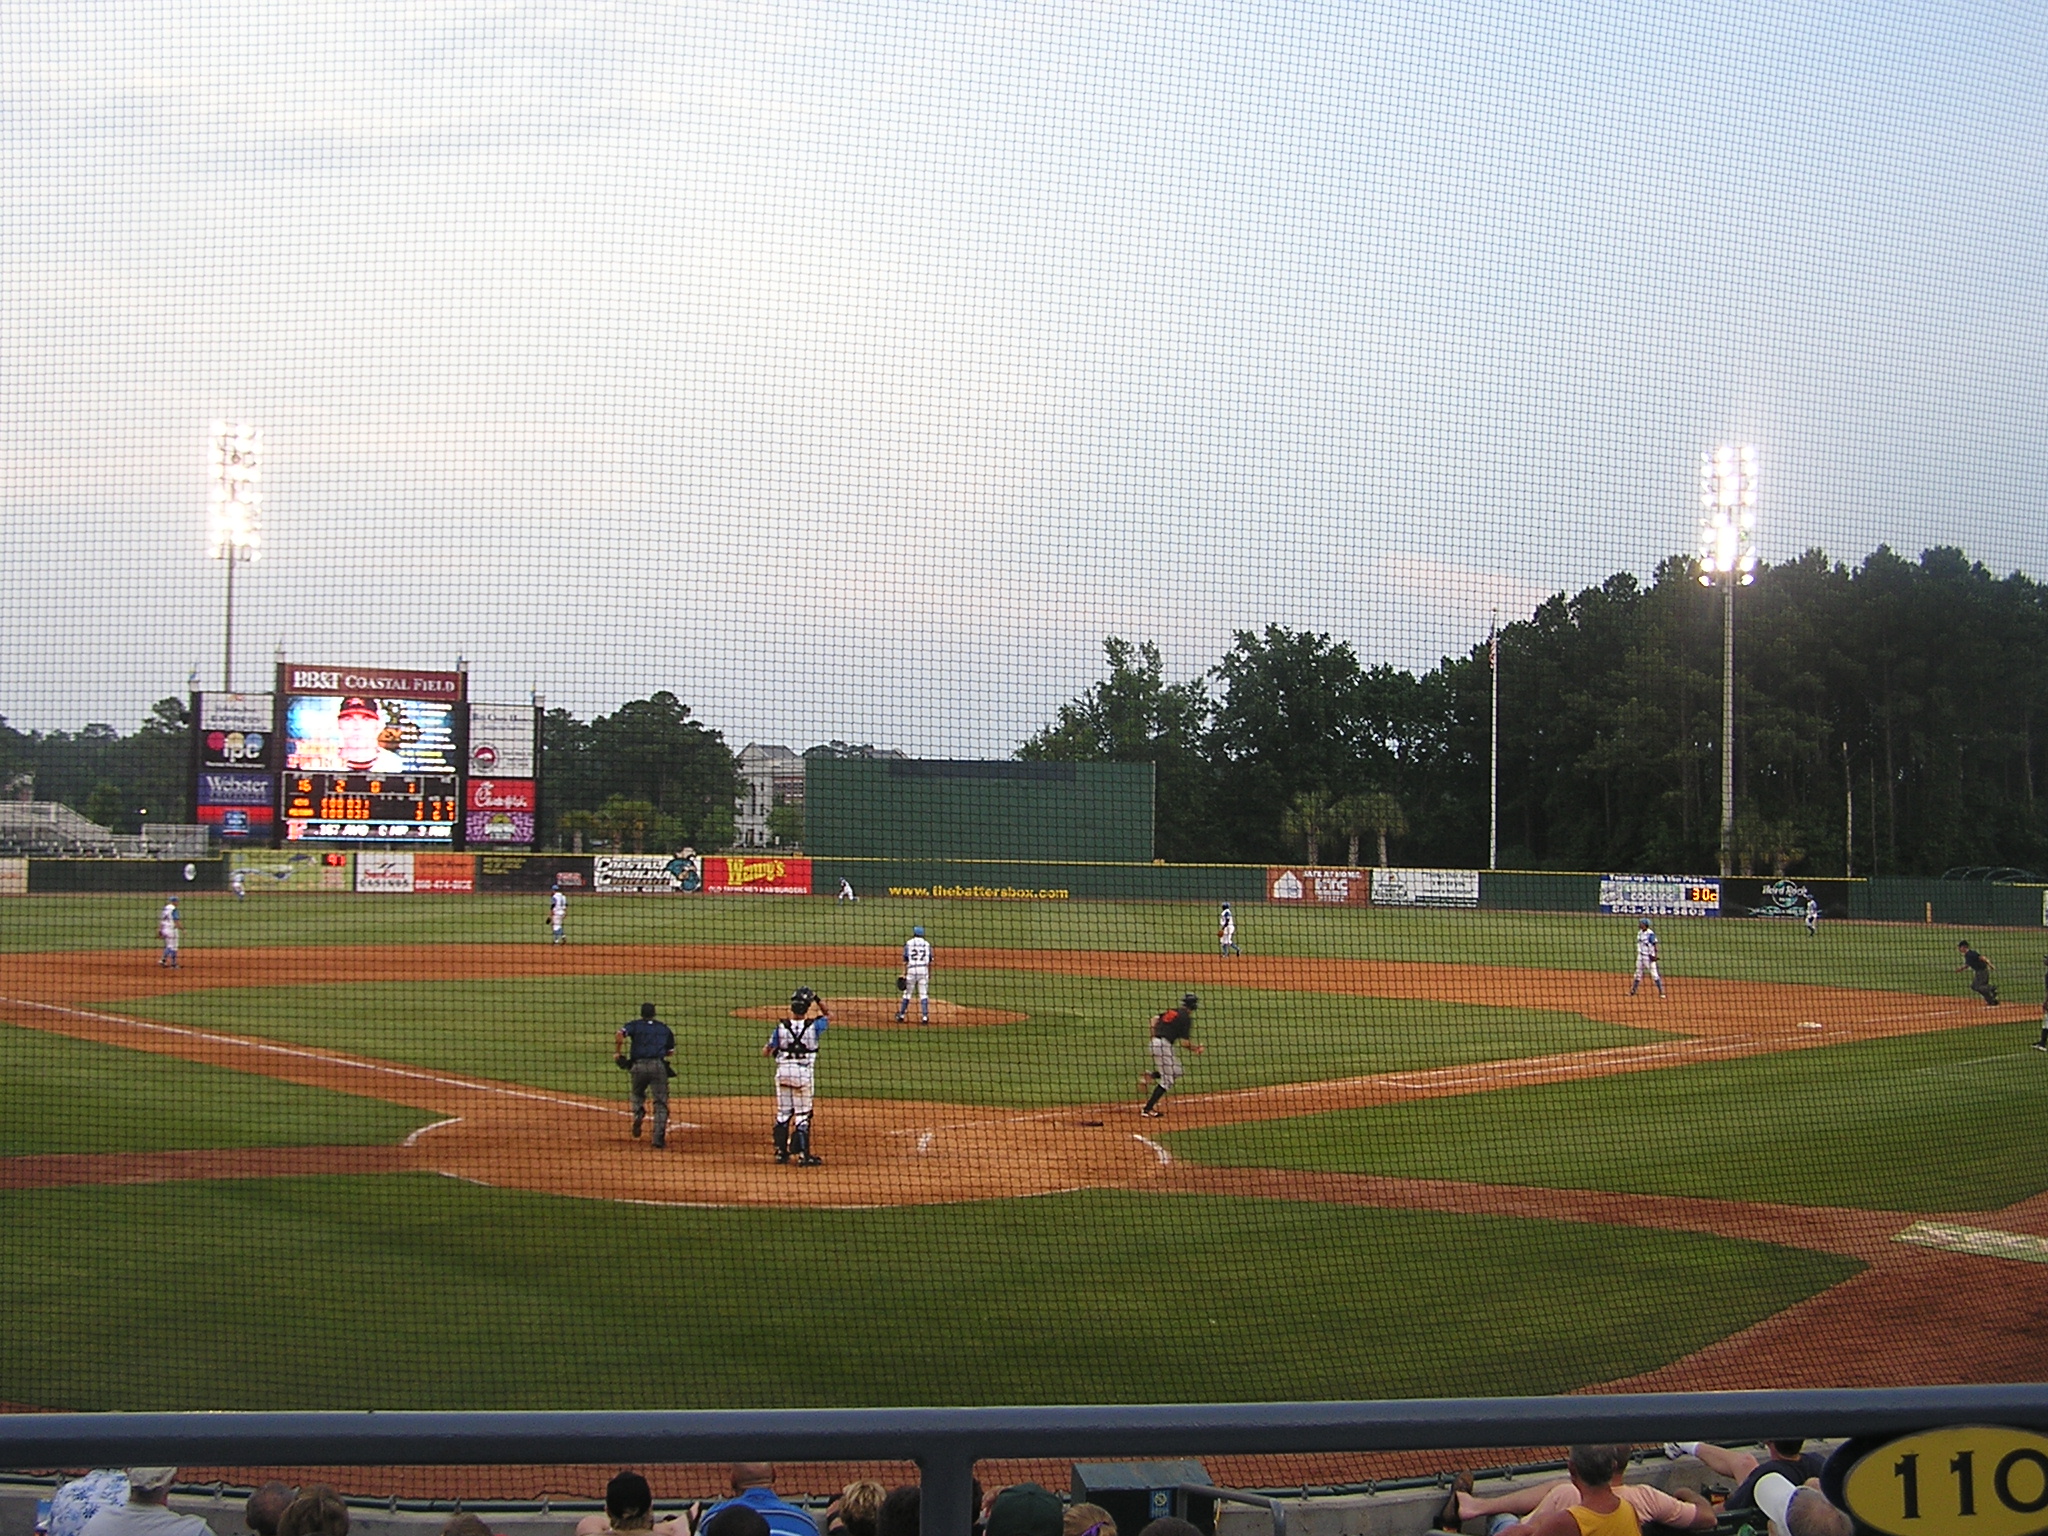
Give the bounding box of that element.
[1630,918,1666,998]
[837,878,857,903]
[1218,904,1240,957]
[230,869,247,901]
[763,987,828,1164]
[157,901,181,968]
[898,926,932,1024]
[548,886,567,944]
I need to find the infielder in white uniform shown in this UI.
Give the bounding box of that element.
[230,869,247,901]
[898,925,932,1024]
[157,900,181,968]
[548,885,567,944]
[763,987,828,1164]
[1630,917,1666,998]
[1218,904,1240,956]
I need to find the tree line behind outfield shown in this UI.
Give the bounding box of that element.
[1020,545,2048,878]
[3,544,2041,876]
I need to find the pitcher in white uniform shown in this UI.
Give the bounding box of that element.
[897,925,932,1024]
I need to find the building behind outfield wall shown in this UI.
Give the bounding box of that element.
[734,744,806,849]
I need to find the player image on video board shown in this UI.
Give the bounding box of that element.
[284,695,460,776]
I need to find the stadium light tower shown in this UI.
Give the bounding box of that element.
[1697,443,1757,877]
[208,422,262,691]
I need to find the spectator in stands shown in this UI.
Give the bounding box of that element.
[696,1466,819,1536]
[986,1487,1063,1536]
[276,1488,350,1536]
[1486,1446,1641,1536]
[247,1483,298,1536]
[442,1517,493,1536]
[1445,1450,1713,1534]
[50,1472,130,1536]
[824,1482,885,1536]
[874,1487,920,1536]
[703,1512,771,1536]
[1751,1474,1851,1536]
[1064,1505,1116,1536]
[1136,1522,1204,1536]
[79,1470,213,1536]
[1663,1442,1826,1515]
[596,1471,662,1536]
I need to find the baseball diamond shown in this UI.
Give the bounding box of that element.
[4,893,2048,1434]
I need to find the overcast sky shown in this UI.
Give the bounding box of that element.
[4,0,2044,751]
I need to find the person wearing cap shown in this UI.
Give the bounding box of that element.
[1140,992,1204,1117]
[334,697,403,773]
[2034,952,2048,1051]
[695,1465,818,1536]
[157,900,181,968]
[1955,941,1999,1006]
[897,925,932,1024]
[78,1471,211,1536]
[1750,1474,1851,1536]
[246,1483,298,1536]
[1660,1442,1825,1517]
[985,1485,1063,1536]
[616,1002,676,1149]
[1629,919,1666,999]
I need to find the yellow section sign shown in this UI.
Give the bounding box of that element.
[1842,1428,2048,1536]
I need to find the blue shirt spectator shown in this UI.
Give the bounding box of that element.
[698,1468,818,1536]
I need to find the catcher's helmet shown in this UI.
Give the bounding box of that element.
[1181,992,1199,1010]
[791,986,815,1014]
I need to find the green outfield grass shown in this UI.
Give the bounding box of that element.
[0,1023,431,1156]
[0,1176,1857,1409]
[1162,1022,2048,1212]
[102,971,1662,1108]
[4,893,2039,1000]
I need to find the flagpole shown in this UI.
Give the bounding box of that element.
[1488,611,1499,871]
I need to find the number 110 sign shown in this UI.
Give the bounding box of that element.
[1836,1428,2048,1536]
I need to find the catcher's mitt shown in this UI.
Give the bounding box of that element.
[896,974,908,993]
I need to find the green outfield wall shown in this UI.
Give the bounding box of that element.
[804,758,1154,861]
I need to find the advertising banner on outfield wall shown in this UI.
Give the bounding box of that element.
[1370,867,1481,908]
[1266,866,1370,904]
[1599,874,1721,916]
[195,692,277,769]
[593,853,690,893]
[230,850,353,891]
[465,778,535,846]
[703,855,812,895]
[356,852,476,893]
[196,770,277,841]
[1719,876,1850,921]
[466,703,535,778]
[357,851,415,893]
[476,853,592,892]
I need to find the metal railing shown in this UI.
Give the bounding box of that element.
[8,1387,2048,1535]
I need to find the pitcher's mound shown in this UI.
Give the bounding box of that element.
[732,996,1024,1028]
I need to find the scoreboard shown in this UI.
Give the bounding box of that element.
[281,772,460,842]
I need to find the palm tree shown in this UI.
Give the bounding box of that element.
[1281,788,1337,865]
[1340,790,1407,867]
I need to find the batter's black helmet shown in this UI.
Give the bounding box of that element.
[1181,993,1199,1010]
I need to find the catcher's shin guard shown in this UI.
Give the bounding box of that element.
[773,1119,790,1162]
[791,1117,811,1158]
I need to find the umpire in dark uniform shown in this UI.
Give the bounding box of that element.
[616,1002,676,1149]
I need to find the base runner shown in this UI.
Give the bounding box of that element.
[1140,993,1203,1117]
[763,987,828,1165]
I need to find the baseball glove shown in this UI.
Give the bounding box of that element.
[896,974,908,994]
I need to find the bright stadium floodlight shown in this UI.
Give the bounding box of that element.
[1697,443,1758,875]
[209,421,262,691]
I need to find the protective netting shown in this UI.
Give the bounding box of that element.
[3,0,2047,1437]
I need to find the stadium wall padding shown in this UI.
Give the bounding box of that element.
[805,758,1154,861]
[1476,871,1603,911]
[28,859,227,892]
[814,858,1267,903]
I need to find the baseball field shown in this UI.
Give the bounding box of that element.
[3,893,2046,1414]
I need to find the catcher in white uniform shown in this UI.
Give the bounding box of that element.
[897,925,932,1024]
[763,986,828,1164]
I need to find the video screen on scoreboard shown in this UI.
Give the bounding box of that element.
[281,693,460,841]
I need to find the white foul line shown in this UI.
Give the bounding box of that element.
[1133,1134,1173,1166]
[0,997,628,1117]
[1895,1221,2048,1265]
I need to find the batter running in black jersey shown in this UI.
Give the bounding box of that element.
[1140,993,1203,1117]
